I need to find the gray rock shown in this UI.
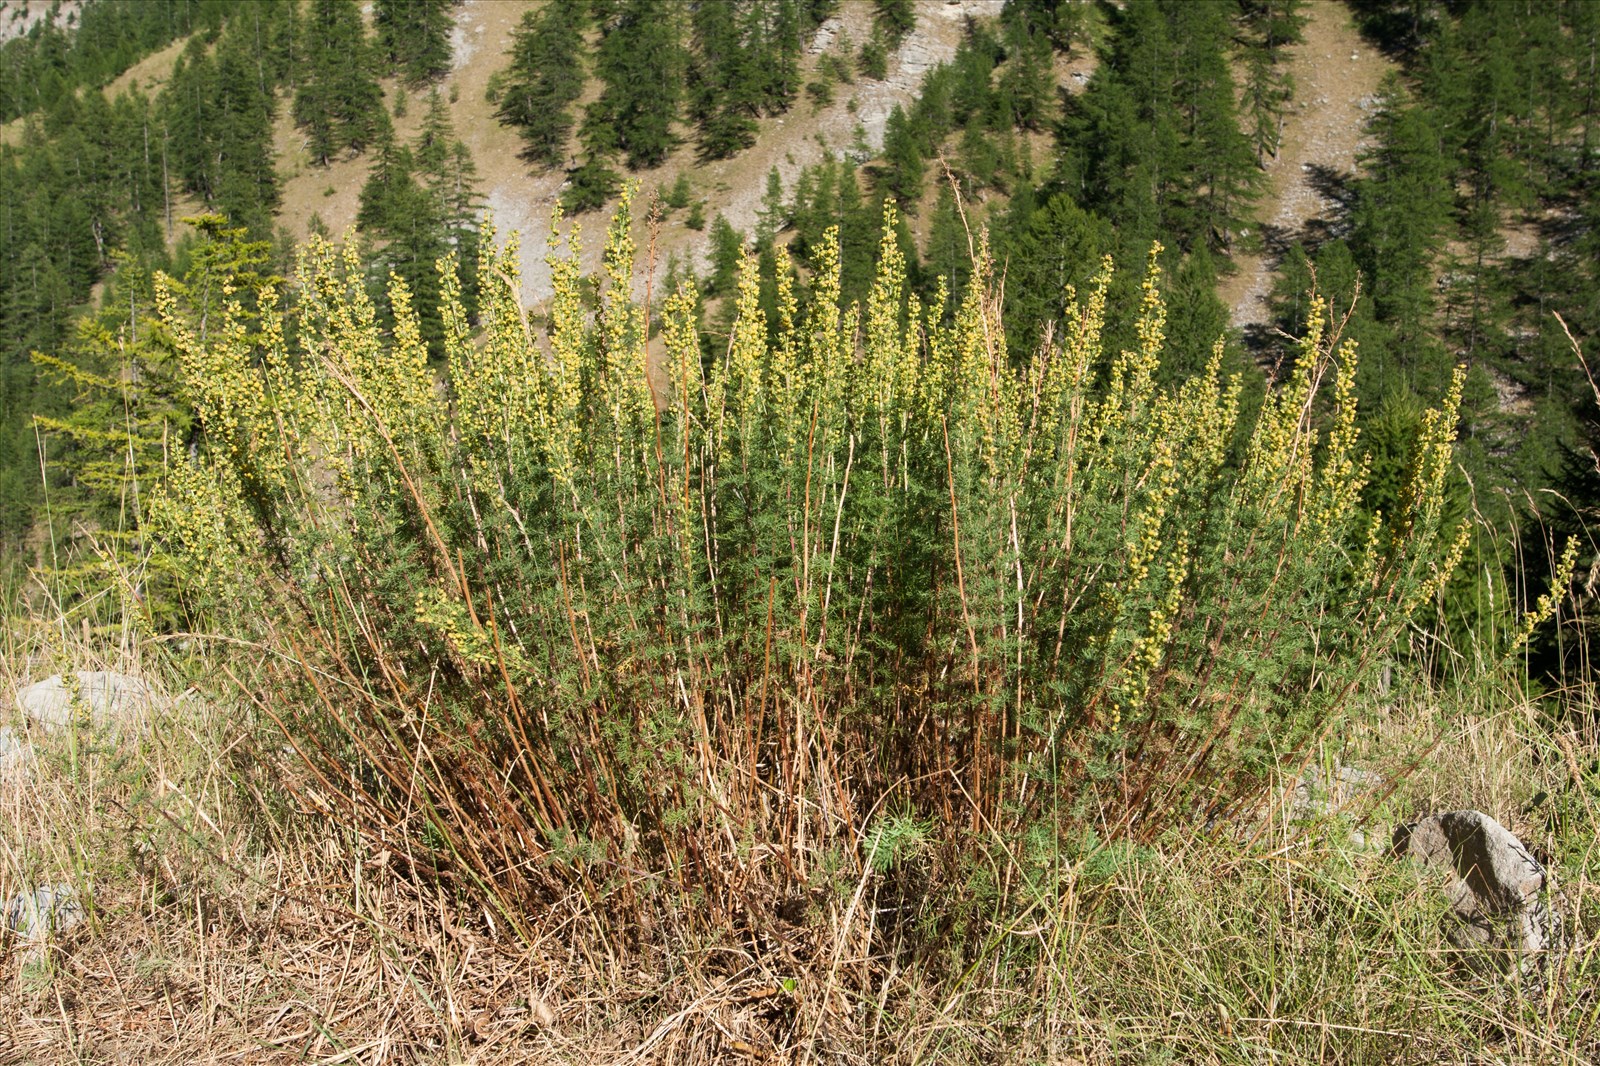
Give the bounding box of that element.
[1393,810,1566,978]
[5,882,85,940]
[18,670,151,735]
[1293,764,1384,820]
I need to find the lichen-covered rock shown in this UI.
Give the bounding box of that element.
[18,670,151,736]
[1393,809,1566,979]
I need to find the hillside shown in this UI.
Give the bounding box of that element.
[33,0,1006,304]
[5,3,1600,1063]
[1217,1,1393,330]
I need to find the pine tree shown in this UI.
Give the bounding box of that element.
[159,19,280,238]
[1000,0,1083,54]
[162,36,221,202]
[763,0,803,112]
[996,7,1054,131]
[690,0,758,160]
[496,2,587,169]
[212,27,281,237]
[1167,0,1260,247]
[834,163,876,305]
[1062,0,1257,252]
[873,0,915,46]
[925,182,973,306]
[707,213,745,296]
[995,189,1112,358]
[413,88,483,311]
[359,94,480,353]
[1237,1,1306,164]
[1349,77,1455,356]
[375,0,458,87]
[756,167,786,247]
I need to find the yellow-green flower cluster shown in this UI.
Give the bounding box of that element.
[414,584,531,677]
[1505,538,1579,656]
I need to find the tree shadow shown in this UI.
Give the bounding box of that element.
[1343,0,1434,63]
[1305,163,1359,217]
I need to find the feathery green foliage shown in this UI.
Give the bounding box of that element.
[151,197,1466,926]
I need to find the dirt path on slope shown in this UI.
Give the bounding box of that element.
[1218,1,1396,332]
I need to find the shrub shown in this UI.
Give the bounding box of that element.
[152,191,1466,932]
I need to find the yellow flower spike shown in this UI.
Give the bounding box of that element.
[920,279,950,427]
[864,201,907,426]
[1505,538,1578,656]
[724,244,769,444]
[807,226,846,431]
[546,217,587,493]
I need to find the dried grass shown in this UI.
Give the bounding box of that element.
[5,608,1600,1065]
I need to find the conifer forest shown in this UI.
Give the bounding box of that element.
[4,2,1600,1062]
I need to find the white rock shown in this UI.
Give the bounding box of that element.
[18,671,152,736]
[0,725,32,786]
[1293,764,1383,820]
[5,883,85,940]
[0,725,30,780]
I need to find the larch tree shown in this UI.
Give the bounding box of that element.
[294,0,384,166]
[374,0,458,87]
[495,2,587,169]
[585,0,687,171]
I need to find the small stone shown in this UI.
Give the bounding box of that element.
[0,725,30,781]
[1293,764,1383,820]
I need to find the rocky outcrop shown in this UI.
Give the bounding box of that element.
[1393,810,1567,980]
